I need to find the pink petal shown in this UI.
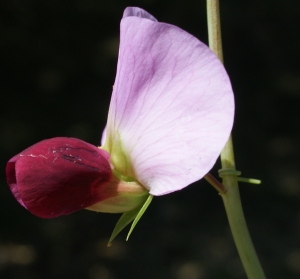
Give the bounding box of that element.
[6,137,114,218]
[104,8,234,195]
[101,126,107,146]
[123,7,158,22]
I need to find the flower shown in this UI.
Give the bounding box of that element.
[6,7,234,219]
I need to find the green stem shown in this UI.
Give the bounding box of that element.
[221,172,266,279]
[206,1,266,278]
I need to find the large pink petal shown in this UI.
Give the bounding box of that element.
[104,7,234,195]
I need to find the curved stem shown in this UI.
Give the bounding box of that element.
[206,1,266,278]
[220,171,266,279]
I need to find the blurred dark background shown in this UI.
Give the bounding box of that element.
[1,0,299,278]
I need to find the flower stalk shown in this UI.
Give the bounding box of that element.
[206,1,266,278]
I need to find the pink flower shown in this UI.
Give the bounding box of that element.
[6,7,234,218]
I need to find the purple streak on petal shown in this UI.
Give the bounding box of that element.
[6,137,113,218]
[105,9,234,195]
[123,7,157,22]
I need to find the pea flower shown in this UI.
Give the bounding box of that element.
[6,7,234,236]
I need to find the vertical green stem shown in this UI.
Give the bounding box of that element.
[206,1,266,278]
[207,0,223,62]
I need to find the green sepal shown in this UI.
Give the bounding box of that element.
[126,194,153,241]
[107,194,153,246]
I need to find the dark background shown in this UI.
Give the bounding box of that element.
[1,0,300,278]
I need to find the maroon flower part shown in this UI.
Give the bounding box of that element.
[6,137,114,218]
